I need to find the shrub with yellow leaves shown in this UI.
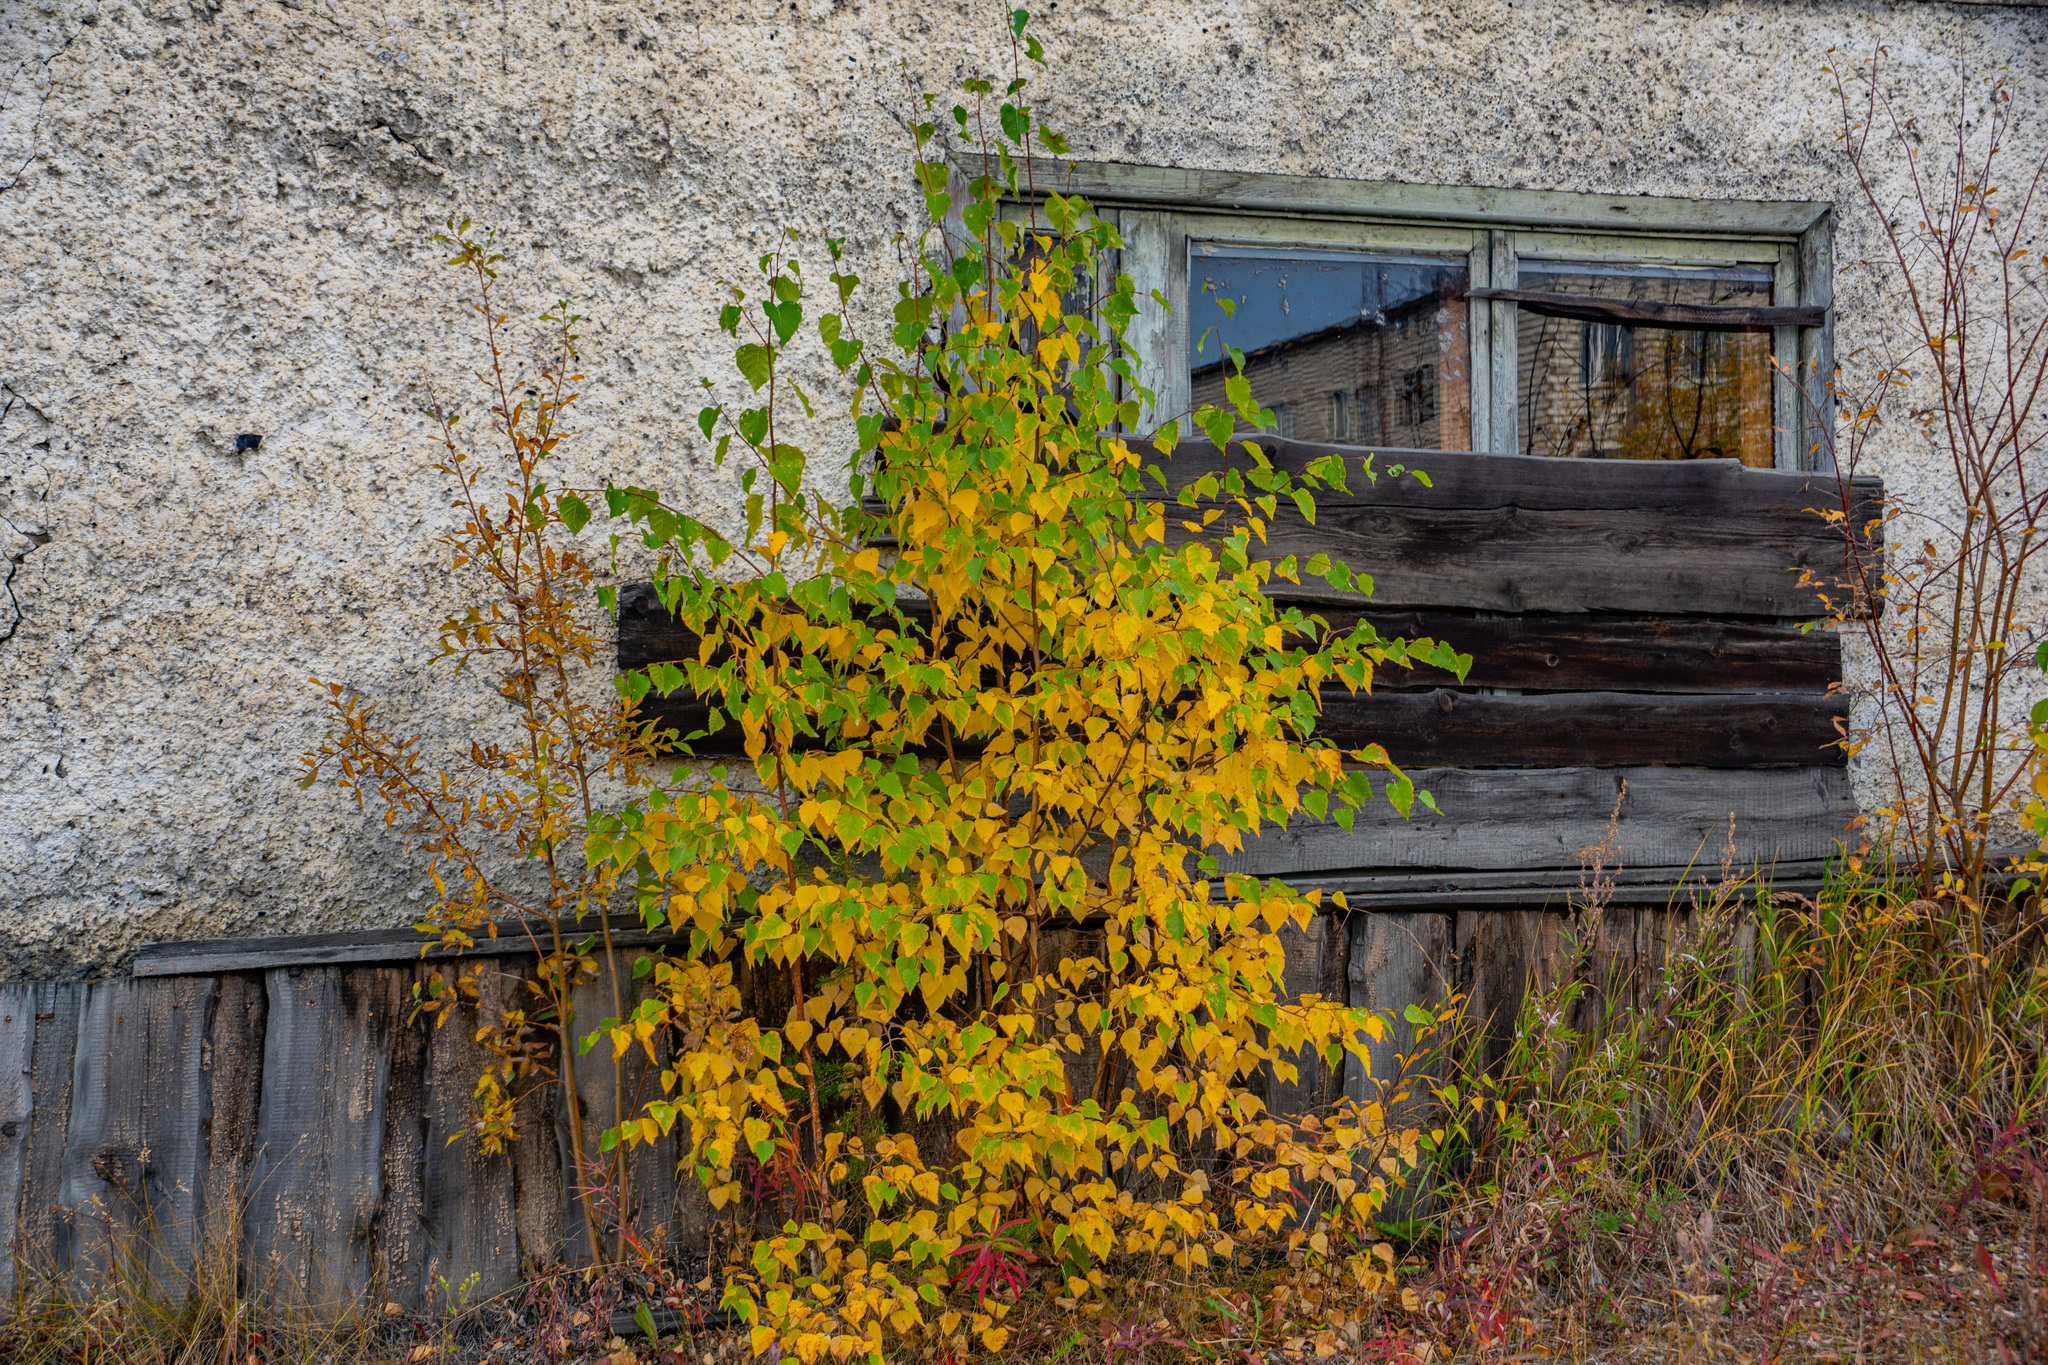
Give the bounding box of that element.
[585,17,1470,1363]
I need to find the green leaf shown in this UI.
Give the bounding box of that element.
[735,344,773,391]
[1198,408,1234,450]
[698,405,722,439]
[762,299,801,345]
[633,1303,658,1340]
[559,493,591,534]
[1000,103,1029,146]
[1404,1003,1434,1028]
[648,662,686,696]
[1010,6,1029,34]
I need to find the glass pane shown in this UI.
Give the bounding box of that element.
[1516,261,1776,466]
[1189,248,1472,449]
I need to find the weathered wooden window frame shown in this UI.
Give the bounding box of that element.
[983,160,1834,472]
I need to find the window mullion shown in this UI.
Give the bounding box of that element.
[1488,230,1520,456]
[1468,237,1492,454]
[1798,214,1836,472]
[1118,209,1188,431]
[1773,245,1800,470]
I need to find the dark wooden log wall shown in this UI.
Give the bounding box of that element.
[616,437,1876,1125]
[621,439,1875,877]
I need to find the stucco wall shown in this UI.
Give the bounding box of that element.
[1,0,2044,977]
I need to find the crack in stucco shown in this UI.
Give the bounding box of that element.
[0,390,51,644]
[0,521,49,647]
[0,9,91,197]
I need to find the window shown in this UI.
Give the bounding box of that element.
[1188,247,1469,449]
[1059,167,1832,470]
[1516,261,1776,466]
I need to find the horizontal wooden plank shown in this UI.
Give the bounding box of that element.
[1320,690,1845,768]
[1195,502,1845,615]
[1005,158,1829,237]
[1307,862,1829,909]
[1361,612,1839,694]
[1467,287,1824,330]
[1313,879,1825,913]
[132,919,677,978]
[625,596,1841,697]
[1218,765,1853,876]
[123,863,1826,982]
[624,685,1844,767]
[857,442,1880,616]
[1129,439,1876,520]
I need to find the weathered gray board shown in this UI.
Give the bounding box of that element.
[14,985,79,1285]
[863,440,1880,617]
[1220,766,1853,877]
[0,987,34,1301]
[556,957,709,1268]
[60,978,216,1286]
[244,967,406,1309]
[16,894,1782,1303]
[0,964,604,1311]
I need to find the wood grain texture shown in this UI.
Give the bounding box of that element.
[59,977,217,1285]
[623,597,1843,697]
[1317,690,1845,769]
[0,987,34,1301]
[373,981,431,1308]
[1345,912,1452,1221]
[622,652,1845,765]
[1163,439,1878,517]
[1453,911,1568,1076]
[16,984,80,1287]
[1260,918,1339,1118]
[1337,612,1840,695]
[245,966,406,1311]
[857,442,1879,615]
[413,965,522,1302]
[1301,862,1829,907]
[197,973,267,1273]
[133,918,679,978]
[1028,159,1828,237]
[1209,503,1844,616]
[1219,766,1853,877]
[556,955,698,1267]
[1344,913,1453,1112]
[489,961,565,1275]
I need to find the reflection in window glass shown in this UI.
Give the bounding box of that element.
[1189,248,1471,450]
[1516,262,1776,466]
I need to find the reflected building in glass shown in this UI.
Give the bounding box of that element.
[1188,248,1472,451]
[1515,262,1777,467]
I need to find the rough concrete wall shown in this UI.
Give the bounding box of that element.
[0,0,2043,976]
